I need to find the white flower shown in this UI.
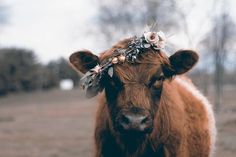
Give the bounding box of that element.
[157,31,166,42]
[144,32,159,44]
[144,31,166,49]
[156,41,165,49]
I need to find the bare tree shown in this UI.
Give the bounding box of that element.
[95,0,181,44]
[201,8,236,112]
[214,13,235,112]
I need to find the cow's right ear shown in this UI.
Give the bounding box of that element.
[162,50,199,78]
[69,50,99,74]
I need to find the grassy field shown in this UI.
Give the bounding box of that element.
[0,86,235,157]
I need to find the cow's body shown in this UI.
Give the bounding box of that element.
[69,33,216,157]
[95,77,216,157]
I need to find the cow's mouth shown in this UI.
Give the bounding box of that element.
[118,126,153,136]
[117,131,149,155]
[116,125,153,145]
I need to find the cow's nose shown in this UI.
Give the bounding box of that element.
[119,113,153,133]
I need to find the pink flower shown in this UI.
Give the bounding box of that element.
[144,31,166,49]
[144,32,159,44]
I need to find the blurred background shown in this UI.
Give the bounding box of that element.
[0,0,235,156]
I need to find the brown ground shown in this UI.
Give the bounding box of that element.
[0,87,235,157]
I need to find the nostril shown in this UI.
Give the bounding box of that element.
[121,115,130,124]
[118,113,153,133]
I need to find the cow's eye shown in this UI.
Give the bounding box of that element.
[151,79,163,89]
[147,74,164,88]
[147,73,165,101]
[150,79,163,101]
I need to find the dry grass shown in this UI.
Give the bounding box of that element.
[0,86,235,157]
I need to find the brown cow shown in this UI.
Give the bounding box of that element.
[69,32,216,157]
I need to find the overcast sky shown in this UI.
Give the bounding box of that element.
[0,0,235,63]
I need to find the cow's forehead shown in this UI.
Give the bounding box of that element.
[115,63,162,84]
[113,52,165,84]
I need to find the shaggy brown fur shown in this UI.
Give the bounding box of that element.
[69,38,215,157]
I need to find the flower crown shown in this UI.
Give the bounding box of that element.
[81,31,167,98]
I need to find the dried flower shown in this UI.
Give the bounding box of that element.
[112,57,118,64]
[93,65,101,73]
[118,55,126,62]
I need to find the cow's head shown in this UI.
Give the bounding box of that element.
[69,32,198,138]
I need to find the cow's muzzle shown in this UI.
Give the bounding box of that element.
[117,111,153,134]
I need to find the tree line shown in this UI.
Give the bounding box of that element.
[0,48,80,96]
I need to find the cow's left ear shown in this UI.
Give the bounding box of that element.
[163,50,199,77]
